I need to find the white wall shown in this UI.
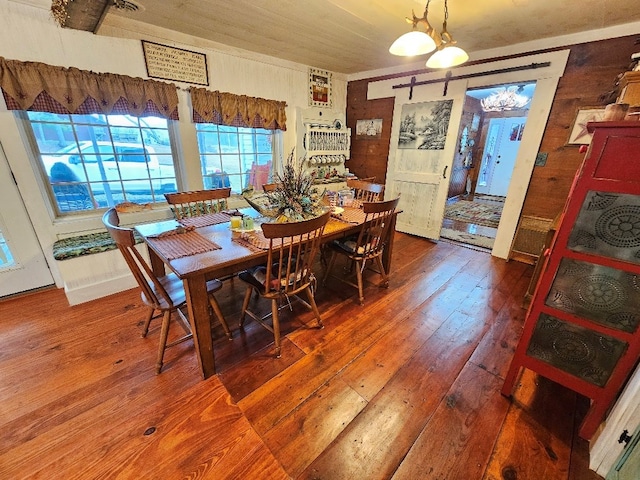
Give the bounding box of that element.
[0,0,346,289]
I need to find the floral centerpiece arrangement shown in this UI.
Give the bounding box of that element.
[242,149,325,222]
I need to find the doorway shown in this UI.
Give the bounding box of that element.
[0,142,54,297]
[440,83,535,250]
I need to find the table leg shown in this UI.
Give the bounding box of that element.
[183,275,216,379]
[147,247,166,277]
[382,213,397,274]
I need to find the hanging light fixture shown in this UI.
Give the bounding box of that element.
[389,1,437,56]
[481,86,531,112]
[389,1,468,69]
[426,0,469,69]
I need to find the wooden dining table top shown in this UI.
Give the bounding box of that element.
[134,208,368,281]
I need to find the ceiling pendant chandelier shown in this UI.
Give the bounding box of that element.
[481,86,531,112]
[388,2,437,56]
[389,0,468,69]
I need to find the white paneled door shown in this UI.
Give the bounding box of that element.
[475,116,528,198]
[0,142,53,297]
[385,80,467,240]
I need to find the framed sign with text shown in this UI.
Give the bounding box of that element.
[142,41,209,85]
[308,68,332,107]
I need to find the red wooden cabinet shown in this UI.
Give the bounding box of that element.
[502,122,640,439]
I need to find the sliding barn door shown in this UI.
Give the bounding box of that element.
[385,80,467,239]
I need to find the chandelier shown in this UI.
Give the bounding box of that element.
[389,0,468,69]
[481,86,531,112]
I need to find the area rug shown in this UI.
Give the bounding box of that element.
[444,200,503,228]
[439,227,494,250]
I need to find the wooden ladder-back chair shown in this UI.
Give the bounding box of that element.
[102,208,232,373]
[323,197,400,305]
[164,187,231,219]
[346,178,385,203]
[238,210,331,357]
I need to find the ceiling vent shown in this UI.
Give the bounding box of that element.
[113,0,140,13]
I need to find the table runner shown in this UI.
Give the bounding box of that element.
[232,215,365,251]
[232,231,293,251]
[177,212,232,228]
[147,230,221,260]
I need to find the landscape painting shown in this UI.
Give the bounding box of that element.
[397,100,453,150]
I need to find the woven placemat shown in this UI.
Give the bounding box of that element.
[147,230,221,260]
[232,231,287,251]
[332,207,366,224]
[232,234,267,252]
[178,212,232,228]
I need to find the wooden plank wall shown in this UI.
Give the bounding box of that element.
[346,34,640,220]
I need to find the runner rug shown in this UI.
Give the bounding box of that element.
[444,200,503,228]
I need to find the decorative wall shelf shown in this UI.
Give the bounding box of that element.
[304,125,351,160]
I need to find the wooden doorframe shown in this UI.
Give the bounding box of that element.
[367,49,570,259]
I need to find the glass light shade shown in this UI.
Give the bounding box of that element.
[426,45,469,69]
[481,87,531,112]
[389,30,437,56]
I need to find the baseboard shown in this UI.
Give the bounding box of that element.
[64,271,138,305]
[55,245,147,305]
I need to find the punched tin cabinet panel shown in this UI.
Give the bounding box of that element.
[526,313,628,387]
[545,258,640,333]
[568,191,640,265]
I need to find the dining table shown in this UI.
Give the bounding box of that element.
[134,205,399,379]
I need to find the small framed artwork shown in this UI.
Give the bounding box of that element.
[356,119,383,139]
[567,107,606,145]
[309,68,332,107]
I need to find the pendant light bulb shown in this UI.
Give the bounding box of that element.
[426,45,469,69]
[389,30,437,56]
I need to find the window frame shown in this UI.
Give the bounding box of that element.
[195,123,283,194]
[19,111,184,218]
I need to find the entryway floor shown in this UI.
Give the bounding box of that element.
[440,194,504,250]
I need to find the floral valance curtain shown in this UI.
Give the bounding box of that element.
[0,57,179,119]
[190,87,286,131]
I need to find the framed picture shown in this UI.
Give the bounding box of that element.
[397,100,453,150]
[356,119,383,139]
[308,68,332,107]
[567,107,606,145]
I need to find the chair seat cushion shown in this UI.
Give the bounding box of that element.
[239,264,305,291]
[239,267,266,290]
[330,236,365,255]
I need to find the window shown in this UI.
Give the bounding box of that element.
[196,124,276,194]
[25,111,178,214]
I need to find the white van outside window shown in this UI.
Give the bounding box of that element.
[25,111,178,215]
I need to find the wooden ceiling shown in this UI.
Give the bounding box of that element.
[47,0,640,74]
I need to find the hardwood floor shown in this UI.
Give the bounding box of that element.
[0,233,603,479]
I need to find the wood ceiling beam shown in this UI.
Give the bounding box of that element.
[53,0,111,33]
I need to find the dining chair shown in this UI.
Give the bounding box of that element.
[164,187,231,219]
[102,208,232,373]
[323,197,400,305]
[238,210,331,357]
[262,182,281,192]
[346,178,385,203]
